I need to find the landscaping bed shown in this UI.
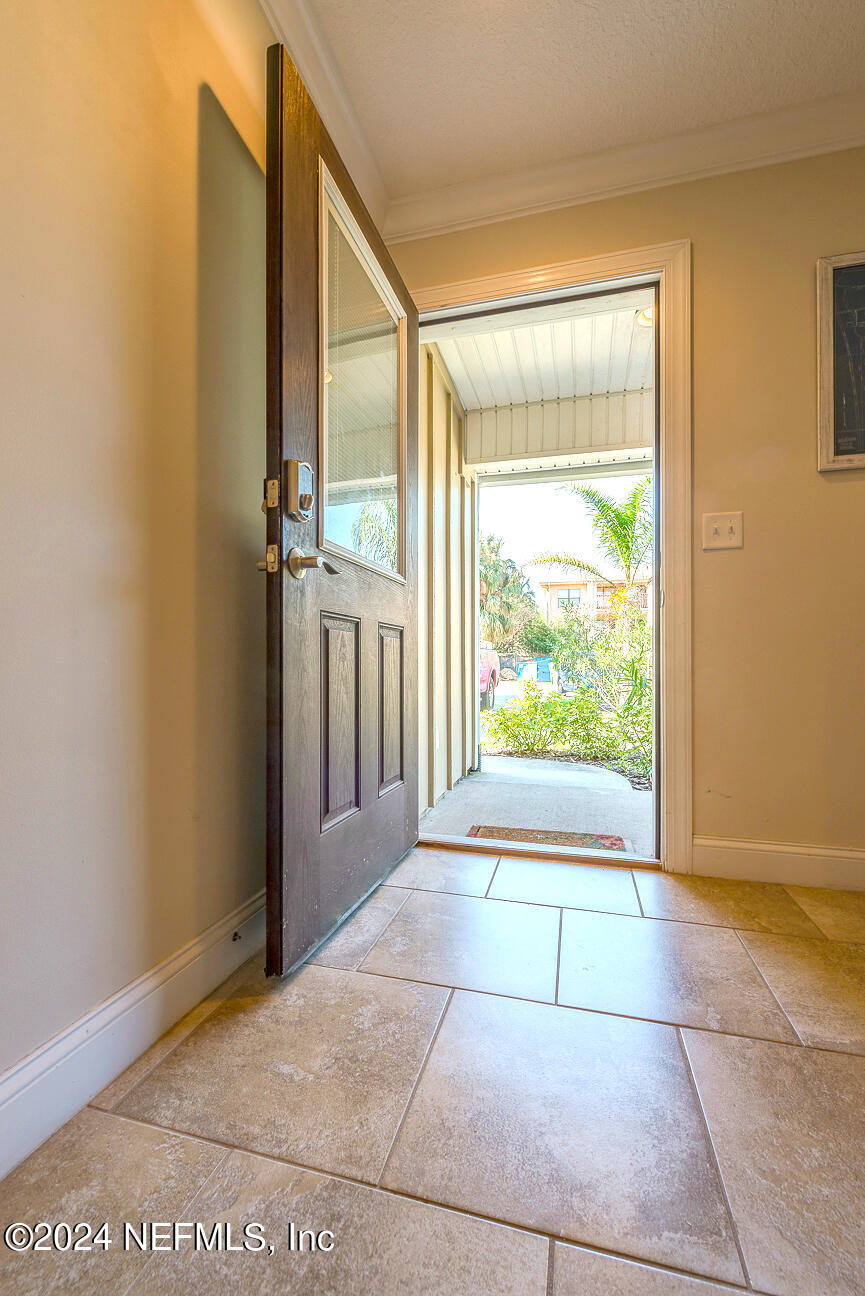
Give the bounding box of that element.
[482,747,651,792]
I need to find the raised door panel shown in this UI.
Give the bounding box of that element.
[321,614,360,829]
[379,624,404,794]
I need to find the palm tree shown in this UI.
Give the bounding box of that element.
[351,499,398,569]
[479,533,536,650]
[537,477,653,589]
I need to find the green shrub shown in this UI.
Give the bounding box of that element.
[609,655,654,779]
[484,680,613,759]
[517,613,559,658]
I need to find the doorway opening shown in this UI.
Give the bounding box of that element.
[417,280,660,865]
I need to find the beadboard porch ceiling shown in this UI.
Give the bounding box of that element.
[422,288,655,412]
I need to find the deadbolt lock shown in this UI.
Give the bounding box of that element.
[285,460,315,522]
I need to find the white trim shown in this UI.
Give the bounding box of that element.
[384,93,865,243]
[414,242,693,876]
[0,892,265,1179]
[420,831,658,872]
[249,18,865,247]
[693,836,865,891]
[411,244,690,315]
[318,160,409,579]
[260,0,388,223]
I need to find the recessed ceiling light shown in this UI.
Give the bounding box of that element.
[635,306,654,328]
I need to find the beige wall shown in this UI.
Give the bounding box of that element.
[4,2,865,1091]
[0,0,273,1073]
[395,152,865,854]
[418,345,478,815]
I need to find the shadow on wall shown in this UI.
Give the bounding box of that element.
[193,85,266,919]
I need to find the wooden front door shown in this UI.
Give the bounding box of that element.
[265,45,418,976]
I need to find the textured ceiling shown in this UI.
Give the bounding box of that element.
[306,0,865,198]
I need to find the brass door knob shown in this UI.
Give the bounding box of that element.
[287,548,339,580]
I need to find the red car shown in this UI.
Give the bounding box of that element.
[479,645,500,709]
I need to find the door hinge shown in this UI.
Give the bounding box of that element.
[261,478,280,512]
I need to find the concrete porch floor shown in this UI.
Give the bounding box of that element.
[421,754,655,858]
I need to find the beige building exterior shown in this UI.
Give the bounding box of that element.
[526,562,651,624]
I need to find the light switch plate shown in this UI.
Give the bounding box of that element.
[702,511,743,550]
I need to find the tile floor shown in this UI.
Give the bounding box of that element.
[2,849,865,1295]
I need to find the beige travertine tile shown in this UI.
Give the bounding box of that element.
[128,1148,548,1295]
[784,885,865,944]
[91,951,267,1111]
[558,908,798,1041]
[382,991,743,1284]
[684,1030,865,1296]
[307,887,410,970]
[0,1107,225,1295]
[740,931,865,1052]
[553,1242,744,1294]
[116,964,448,1182]
[633,872,824,937]
[360,889,559,1001]
[384,846,499,896]
[489,856,641,915]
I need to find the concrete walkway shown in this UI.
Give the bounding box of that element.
[422,754,654,857]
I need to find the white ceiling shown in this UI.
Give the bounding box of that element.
[427,289,655,411]
[264,0,865,240]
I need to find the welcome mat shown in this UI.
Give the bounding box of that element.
[467,826,627,851]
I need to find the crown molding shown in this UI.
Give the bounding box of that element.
[260,0,389,223]
[384,92,865,244]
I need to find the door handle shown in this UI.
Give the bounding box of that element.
[287,548,340,580]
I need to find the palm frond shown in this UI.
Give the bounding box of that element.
[533,553,616,585]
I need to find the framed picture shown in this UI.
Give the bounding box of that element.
[818,251,865,471]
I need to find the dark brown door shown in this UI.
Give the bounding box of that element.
[265,45,418,976]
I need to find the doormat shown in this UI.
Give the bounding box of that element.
[467,826,627,850]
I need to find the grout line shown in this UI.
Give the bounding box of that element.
[343,963,861,1055]
[484,854,504,898]
[102,1108,750,1291]
[630,870,645,916]
[675,1027,752,1291]
[384,881,658,923]
[779,885,832,939]
[382,879,824,941]
[88,955,266,1113]
[348,888,413,971]
[545,1235,556,1296]
[733,930,804,1046]
[554,908,564,1005]
[376,987,455,1188]
[118,1142,234,1295]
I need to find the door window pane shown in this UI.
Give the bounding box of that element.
[322,191,402,574]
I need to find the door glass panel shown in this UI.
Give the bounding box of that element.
[322,177,403,575]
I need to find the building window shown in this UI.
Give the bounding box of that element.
[557,587,582,609]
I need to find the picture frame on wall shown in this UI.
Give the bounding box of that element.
[818,251,865,471]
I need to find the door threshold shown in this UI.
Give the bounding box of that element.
[419,831,660,872]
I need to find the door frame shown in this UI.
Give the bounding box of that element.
[412,240,692,875]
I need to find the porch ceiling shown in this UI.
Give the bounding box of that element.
[429,289,655,412]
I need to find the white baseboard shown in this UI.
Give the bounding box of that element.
[692,836,865,891]
[0,890,266,1180]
